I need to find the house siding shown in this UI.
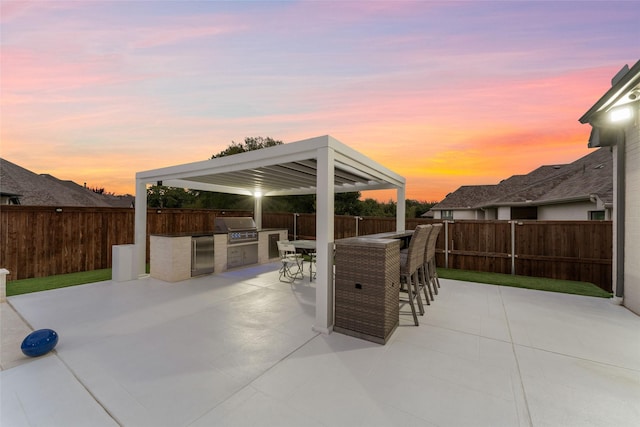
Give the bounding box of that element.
[624,120,640,315]
[433,210,476,220]
[484,209,497,219]
[538,201,599,220]
[453,210,477,220]
[497,206,511,220]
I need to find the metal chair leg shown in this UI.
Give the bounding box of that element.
[413,271,425,315]
[430,258,440,292]
[406,276,419,326]
[422,264,434,301]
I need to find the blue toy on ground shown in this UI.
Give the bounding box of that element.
[21,329,58,357]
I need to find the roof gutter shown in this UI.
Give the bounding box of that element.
[482,195,591,208]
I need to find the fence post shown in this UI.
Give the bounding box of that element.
[510,221,515,275]
[444,221,451,268]
[509,221,523,275]
[355,216,362,236]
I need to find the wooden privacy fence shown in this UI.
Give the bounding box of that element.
[264,213,398,240]
[0,206,251,281]
[263,215,613,292]
[1,207,612,292]
[431,220,613,292]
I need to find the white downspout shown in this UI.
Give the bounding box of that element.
[614,133,626,299]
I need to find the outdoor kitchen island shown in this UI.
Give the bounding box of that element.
[150,217,287,282]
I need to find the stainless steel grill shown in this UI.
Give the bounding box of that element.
[214,217,259,244]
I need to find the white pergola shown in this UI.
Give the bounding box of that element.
[134,135,406,333]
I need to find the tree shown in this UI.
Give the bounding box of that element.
[147,185,194,208]
[334,192,362,216]
[263,194,316,213]
[406,199,438,218]
[211,136,282,158]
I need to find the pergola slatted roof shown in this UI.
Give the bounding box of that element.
[137,136,403,196]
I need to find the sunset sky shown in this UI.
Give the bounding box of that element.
[1,1,638,202]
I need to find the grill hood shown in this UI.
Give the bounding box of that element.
[214,217,257,232]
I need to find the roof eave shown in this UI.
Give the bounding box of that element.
[430,206,477,211]
[579,60,640,125]
[483,195,592,208]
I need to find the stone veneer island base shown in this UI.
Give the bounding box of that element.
[150,229,288,283]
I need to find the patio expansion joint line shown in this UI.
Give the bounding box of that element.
[191,330,323,424]
[498,286,534,427]
[6,300,35,331]
[511,343,640,373]
[53,353,124,427]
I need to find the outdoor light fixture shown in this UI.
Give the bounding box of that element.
[254,191,262,198]
[610,106,632,123]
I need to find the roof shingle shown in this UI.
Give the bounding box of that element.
[432,148,612,210]
[0,158,133,207]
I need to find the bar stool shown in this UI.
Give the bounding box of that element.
[399,225,430,325]
[423,223,443,295]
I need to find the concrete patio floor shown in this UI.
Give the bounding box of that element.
[1,262,639,427]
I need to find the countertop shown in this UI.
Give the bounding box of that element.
[151,228,286,238]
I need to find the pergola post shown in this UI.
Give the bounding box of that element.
[314,145,335,334]
[396,186,406,231]
[254,195,262,230]
[135,179,148,277]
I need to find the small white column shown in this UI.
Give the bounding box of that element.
[112,245,137,282]
[135,179,148,277]
[0,268,10,302]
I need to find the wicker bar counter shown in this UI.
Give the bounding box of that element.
[334,237,401,344]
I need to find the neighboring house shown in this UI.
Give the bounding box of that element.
[0,158,134,207]
[579,60,640,315]
[429,148,612,221]
[0,191,22,205]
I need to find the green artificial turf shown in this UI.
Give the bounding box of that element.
[6,265,151,297]
[7,269,113,296]
[6,266,611,299]
[437,268,612,298]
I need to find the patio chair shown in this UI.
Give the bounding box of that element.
[424,223,443,294]
[277,240,304,282]
[399,224,430,325]
[309,251,317,280]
